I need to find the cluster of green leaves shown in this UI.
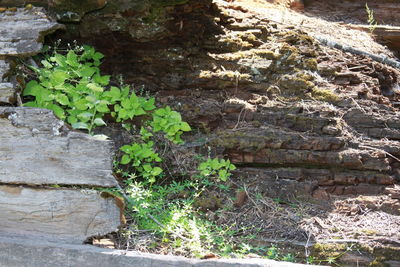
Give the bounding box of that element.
[24,45,278,260]
[23,45,157,135]
[23,45,191,184]
[151,106,191,144]
[120,141,162,184]
[198,158,236,181]
[24,46,112,134]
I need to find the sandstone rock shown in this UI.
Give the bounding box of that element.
[386,185,400,199]
[0,107,117,187]
[0,7,62,104]
[73,0,213,41]
[228,148,390,172]
[212,127,345,152]
[344,107,400,140]
[0,7,62,56]
[1,0,105,21]
[0,185,121,244]
[289,0,304,11]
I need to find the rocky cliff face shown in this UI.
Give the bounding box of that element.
[46,1,400,263]
[2,0,400,265]
[0,7,122,245]
[52,0,400,201]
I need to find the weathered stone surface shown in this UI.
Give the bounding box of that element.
[74,0,400,205]
[0,0,106,22]
[344,107,400,140]
[0,7,62,104]
[0,60,14,104]
[0,186,121,244]
[236,167,395,200]
[0,235,321,267]
[0,7,62,56]
[212,127,345,152]
[0,107,117,187]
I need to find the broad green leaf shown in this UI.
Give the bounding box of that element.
[85,95,97,104]
[50,70,69,86]
[49,104,65,119]
[77,112,94,122]
[142,98,156,111]
[96,103,109,113]
[198,162,207,171]
[154,108,166,116]
[41,60,53,69]
[93,52,104,61]
[66,50,79,67]
[93,74,110,85]
[218,169,228,181]
[74,99,89,110]
[134,107,146,116]
[152,167,163,176]
[23,101,38,107]
[121,86,130,98]
[211,158,219,169]
[117,109,128,121]
[94,118,107,126]
[140,148,153,158]
[23,80,43,96]
[121,98,131,109]
[67,115,78,124]
[120,145,132,153]
[55,94,70,105]
[87,83,104,92]
[120,155,131,165]
[180,122,191,132]
[79,65,96,78]
[104,86,121,103]
[54,54,67,67]
[72,122,89,130]
[143,164,152,172]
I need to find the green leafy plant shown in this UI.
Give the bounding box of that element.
[119,141,162,184]
[23,46,111,134]
[112,88,156,122]
[22,45,297,262]
[151,106,191,144]
[23,45,157,135]
[198,158,236,181]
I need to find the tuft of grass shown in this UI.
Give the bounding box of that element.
[365,3,378,34]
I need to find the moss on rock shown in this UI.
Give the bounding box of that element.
[311,88,341,103]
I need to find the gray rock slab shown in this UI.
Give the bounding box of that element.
[0,186,121,244]
[0,234,323,267]
[0,82,14,103]
[0,60,14,104]
[0,7,63,56]
[0,107,117,187]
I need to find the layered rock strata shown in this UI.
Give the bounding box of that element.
[0,8,121,244]
[0,7,62,104]
[64,0,400,202]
